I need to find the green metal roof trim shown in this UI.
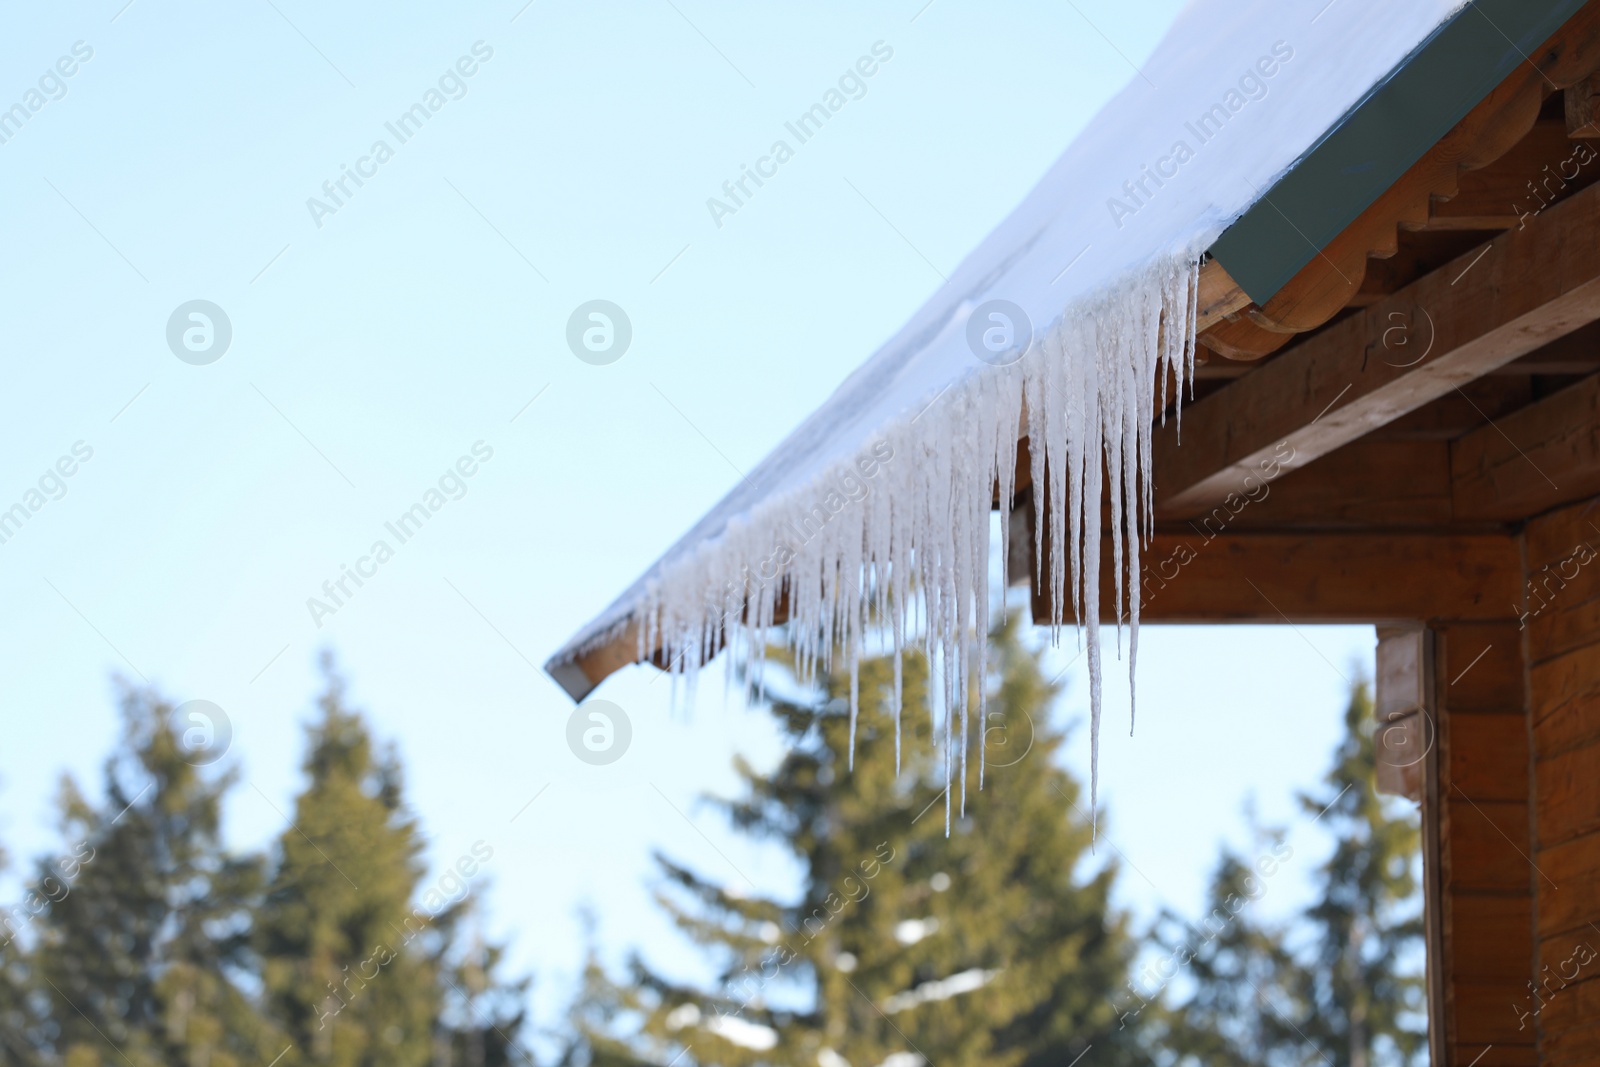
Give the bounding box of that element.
[1210,0,1590,306]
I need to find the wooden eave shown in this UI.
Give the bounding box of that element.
[553,0,1600,697]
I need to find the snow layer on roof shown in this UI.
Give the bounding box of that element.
[548,0,1468,820]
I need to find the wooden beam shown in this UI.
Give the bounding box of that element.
[547,621,644,701]
[1453,370,1600,520]
[1211,439,1455,529]
[1194,260,1250,333]
[1567,70,1600,137]
[1155,178,1600,517]
[1028,530,1521,624]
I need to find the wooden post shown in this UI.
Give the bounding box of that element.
[1432,621,1536,1066]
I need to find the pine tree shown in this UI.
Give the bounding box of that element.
[1157,678,1427,1067]
[1146,848,1307,1065]
[31,686,276,1067]
[433,928,535,1067]
[573,617,1139,1067]
[0,836,47,1067]
[1290,679,1426,1067]
[255,658,531,1067]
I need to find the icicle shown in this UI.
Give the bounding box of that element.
[891,554,905,776]
[558,254,1203,845]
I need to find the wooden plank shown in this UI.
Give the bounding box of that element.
[1155,178,1600,516]
[1566,71,1600,138]
[1436,614,1535,1063]
[1376,627,1426,799]
[1061,531,1523,625]
[1535,827,1600,938]
[1445,801,1533,890]
[1535,736,1600,849]
[1529,645,1600,727]
[1531,971,1600,1065]
[1534,685,1600,760]
[1196,312,1291,362]
[1532,596,1600,679]
[1522,499,1600,663]
[1448,893,1536,980]
[1544,1010,1600,1067]
[1450,714,1532,800]
[1213,439,1454,529]
[1527,496,1600,569]
[1438,622,1525,711]
[1447,1040,1537,1067]
[1452,978,1540,1052]
[1194,260,1251,334]
[1536,933,1600,990]
[1349,230,1508,308]
[1453,371,1600,521]
[1374,375,1532,441]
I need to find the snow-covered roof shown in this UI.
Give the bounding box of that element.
[546,0,1475,812]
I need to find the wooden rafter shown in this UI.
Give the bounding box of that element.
[1155,177,1600,517]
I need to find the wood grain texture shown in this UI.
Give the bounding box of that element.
[1158,178,1600,516]
[1435,616,1536,1065]
[1535,738,1600,849]
[1525,496,1600,1065]
[1438,621,1525,711]
[1445,800,1533,891]
[1034,531,1523,624]
[1194,259,1251,333]
[1453,371,1600,521]
[1536,828,1600,938]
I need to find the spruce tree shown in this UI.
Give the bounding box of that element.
[1157,678,1427,1067]
[1146,848,1307,1065]
[434,929,535,1067]
[255,659,531,1067]
[31,686,276,1067]
[0,836,46,1067]
[574,616,1138,1067]
[256,665,439,1067]
[1290,679,1426,1067]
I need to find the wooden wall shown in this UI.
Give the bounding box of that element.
[1046,490,1600,1064]
[1523,499,1600,1067]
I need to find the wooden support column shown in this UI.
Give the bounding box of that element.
[1522,498,1600,1067]
[1431,621,1537,1066]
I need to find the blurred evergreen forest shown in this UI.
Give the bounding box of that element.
[0,631,1424,1067]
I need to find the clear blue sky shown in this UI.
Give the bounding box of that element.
[0,0,1376,1040]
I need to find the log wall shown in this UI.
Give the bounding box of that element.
[1523,499,1600,1067]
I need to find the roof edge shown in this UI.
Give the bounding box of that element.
[1210,0,1589,304]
